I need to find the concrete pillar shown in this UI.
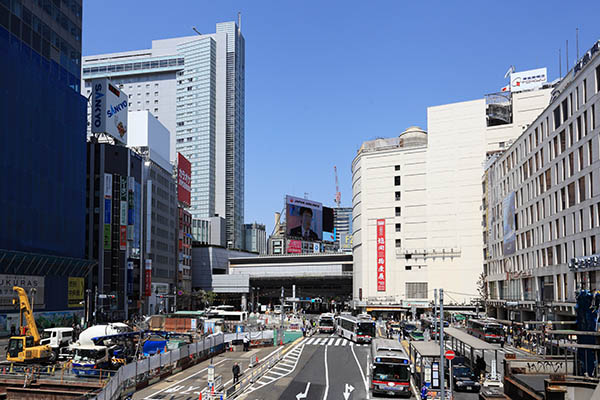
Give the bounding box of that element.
[241,294,247,312]
[250,289,255,312]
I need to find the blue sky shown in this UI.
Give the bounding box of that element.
[83,1,600,234]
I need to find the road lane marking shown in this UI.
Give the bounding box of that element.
[335,338,342,346]
[306,338,316,345]
[296,382,311,400]
[342,339,348,346]
[327,338,335,346]
[351,342,369,400]
[144,358,228,399]
[323,344,329,400]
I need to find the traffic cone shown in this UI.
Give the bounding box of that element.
[255,356,259,365]
[198,392,202,400]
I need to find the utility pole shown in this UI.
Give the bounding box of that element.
[280,286,285,345]
[439,289,445,400]
[434,289,438,341]
[94,285,98,324]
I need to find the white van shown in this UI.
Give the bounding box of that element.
[40,327,74,361]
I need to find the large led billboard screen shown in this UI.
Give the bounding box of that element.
[285,195,335,243]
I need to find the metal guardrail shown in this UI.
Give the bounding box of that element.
[224,347,284,399]
[93,333,225,400]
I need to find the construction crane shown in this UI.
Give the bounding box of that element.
[334,166,341,208]
[7,286,52,363]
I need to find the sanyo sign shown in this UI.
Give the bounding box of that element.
[91,78,128,144]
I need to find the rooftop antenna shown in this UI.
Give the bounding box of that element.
[566,40,569,71]
[192,26,201,36]
[559,48,562,79]
[576,28,579,61]
[334,166,341,208]
[503,65,515,80]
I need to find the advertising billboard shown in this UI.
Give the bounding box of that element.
[376,219,386,292]
[144,260,152,297]
[286,195,323,240]
[103,173,112,250]
[177,153,192,206]
[322,206,335,241]
[510,68,547,93]
[287,239,302,254]
[67,277,84,308]
[91,78,128,144]
[503,191,516,256]
[0,275,45,309]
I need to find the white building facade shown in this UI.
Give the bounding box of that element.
[353,83,553,311]
[485,42,600,322]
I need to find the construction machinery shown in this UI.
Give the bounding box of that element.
[6,286,52,363]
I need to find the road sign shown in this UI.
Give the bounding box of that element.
[445,350,455,360]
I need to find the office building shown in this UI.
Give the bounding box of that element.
[0,0,91,331]
[334,207,353,252]
[177,206,192,309]
[86,142,143,320]
[127,111,178,314]
[244,222,267,255]
[193,216,226,247]
[353,75,553,312]
[484,41,600,322]
[81,20,245,250]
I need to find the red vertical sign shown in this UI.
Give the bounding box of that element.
[144,260,152,297]
[376,219,386,292]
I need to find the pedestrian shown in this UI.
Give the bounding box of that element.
[232,362,240,384]
[10,325,15,337]
[420,383,428,400]
[500,334,505,348]
[243,335,249,351]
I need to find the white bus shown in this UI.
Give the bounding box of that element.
[337,314,376,343]
[318,313,336,333]
[369,338,412,397]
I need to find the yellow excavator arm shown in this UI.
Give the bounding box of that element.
[13,286,41,343]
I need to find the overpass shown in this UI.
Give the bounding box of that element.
[222,253,353,312]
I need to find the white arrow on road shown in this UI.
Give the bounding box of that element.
[343,383,355,400]
[296,382,311,400]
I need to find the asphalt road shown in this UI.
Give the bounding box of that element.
[241,333,372,400]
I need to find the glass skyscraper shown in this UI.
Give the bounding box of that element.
[82,20,246,249]
[0,0,92,319]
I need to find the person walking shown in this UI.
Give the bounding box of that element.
[420,383,428,400]
[232,362,240,384]
[243,335,249,351]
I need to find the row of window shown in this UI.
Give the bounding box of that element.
[82,57,184,75]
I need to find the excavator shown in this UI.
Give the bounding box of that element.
[6,286,52,363]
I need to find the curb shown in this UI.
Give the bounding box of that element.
[280,336,305,357]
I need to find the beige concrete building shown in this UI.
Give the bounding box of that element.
[353,83,552,312]
[484,41,600,321]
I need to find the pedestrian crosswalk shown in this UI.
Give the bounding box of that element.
[301,337,369,347]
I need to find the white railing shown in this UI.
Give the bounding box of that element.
[93,333,225,400]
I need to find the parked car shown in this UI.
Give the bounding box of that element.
[408,330,425,341]
[448,364,481,392]
[401,322,418,338]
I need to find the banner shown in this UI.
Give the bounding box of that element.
[126,262,133,296]
[127,177,134,241]
[287,239,302,254]
[104,174,112,250]
[376,219,386,291]
[177,153,192,206]
[68,277,85,308]
[0,275,45,309]
[120,225,127,251]
[144,260,152,297]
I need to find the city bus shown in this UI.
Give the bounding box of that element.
[337,314,376,343]
[318,313,336,333]
[466,319,504,343]
[369,338,412,397]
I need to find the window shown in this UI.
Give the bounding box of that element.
[154,108,158,113]
[395,238,401,247]
[406,282,427,299]
[405,266,412,271]
[395,191,401,201]
[154,100,158,104]
[583,79,587,104]
[395,224,401,232]
[154,91,158,96]
[394,165,400,171]
[394,176,401,186]
[395,207,401,217]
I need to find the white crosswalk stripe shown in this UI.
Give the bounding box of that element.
[302,337,370,347]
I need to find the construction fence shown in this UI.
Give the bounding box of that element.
[93,333,225,400]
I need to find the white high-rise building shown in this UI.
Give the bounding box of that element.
[82,20,245,249]
[352,82,552,312]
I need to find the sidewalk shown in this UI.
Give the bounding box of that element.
[132,345,283,399]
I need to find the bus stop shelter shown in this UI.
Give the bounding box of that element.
[444,327,500,376]
[408,341,445,394]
